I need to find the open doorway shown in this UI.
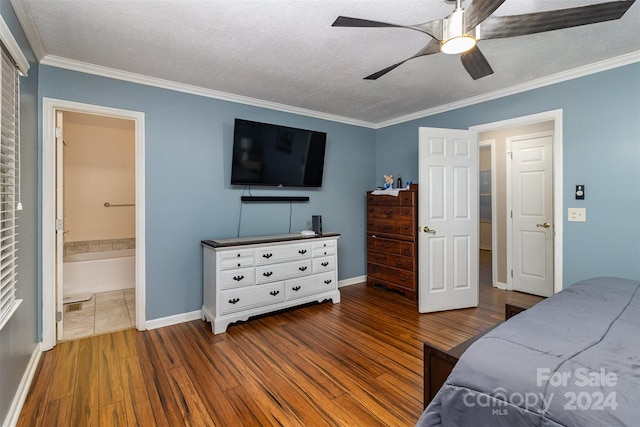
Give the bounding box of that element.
[59,111,136,340]
[42,99,146,350]
[472,110,563,296]
[478,143,494,289]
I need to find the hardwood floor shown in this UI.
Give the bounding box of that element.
[19,253,543,426]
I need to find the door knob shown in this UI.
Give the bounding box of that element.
[423,226,436,234]
[536,222,551,229]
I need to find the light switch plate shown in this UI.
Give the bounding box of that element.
[568,208,586,222]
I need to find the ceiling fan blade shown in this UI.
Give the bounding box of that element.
[364,39,441,80]
[332,16,404,29]
[333,16,442,39]
[460,46,494,80]
[364,61,408,80]
[465,0,507,31]
[478,0,636,40]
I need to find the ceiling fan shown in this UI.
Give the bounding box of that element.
[332,0,636,80]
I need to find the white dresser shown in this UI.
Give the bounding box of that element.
[201,233,340,334]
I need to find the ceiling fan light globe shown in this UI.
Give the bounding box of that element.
[441,36,476,54]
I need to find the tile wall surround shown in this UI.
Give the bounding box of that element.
[64,237,135,256]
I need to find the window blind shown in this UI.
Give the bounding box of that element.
[0,42,20,330]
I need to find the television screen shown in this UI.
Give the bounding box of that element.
[231,119,327,187]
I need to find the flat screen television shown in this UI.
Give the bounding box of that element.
[230,118,327,187]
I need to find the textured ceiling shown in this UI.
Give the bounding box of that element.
[13,0,640,125]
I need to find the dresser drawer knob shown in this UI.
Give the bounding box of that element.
[298,249,307,254]
[321,261,329,267]
[324,279,332,285]
[228,298,240,304]
[292,285,301,291]
[299,266,308,271]
[269,290,280,296]
[263,253,273,259]
[263,271,273,277]
[233,275,244,281]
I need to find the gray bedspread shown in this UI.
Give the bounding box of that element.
[418,277,640,427]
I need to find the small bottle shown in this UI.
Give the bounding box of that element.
[397,176,402,189]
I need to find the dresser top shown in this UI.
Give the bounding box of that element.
[202,232,340,248]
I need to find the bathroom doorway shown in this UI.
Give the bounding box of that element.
[42,99,146,349]
[60,111,136,340]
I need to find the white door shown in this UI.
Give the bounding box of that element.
[418,127,479,313]
[55,111,65,339]
[508,133,554,297]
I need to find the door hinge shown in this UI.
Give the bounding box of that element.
[507,151,513,160]
[55,127,63,139]
[55,219,63,231]
[56,311,62,322]
[511,270,514,278]
[510,210,513,219]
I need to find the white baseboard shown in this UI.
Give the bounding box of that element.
[144,310,203,330]
[3,343,42,427]
[495,281,509,290]
[338,275,366,288]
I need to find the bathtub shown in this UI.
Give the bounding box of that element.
[63,249,135,295]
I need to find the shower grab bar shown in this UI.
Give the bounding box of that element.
[104,202,135,207]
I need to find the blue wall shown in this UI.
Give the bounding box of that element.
[375,63,640,287]
[0,2,39,424]
[38,67,376,320]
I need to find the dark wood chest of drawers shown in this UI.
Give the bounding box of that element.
[366,184,418,299]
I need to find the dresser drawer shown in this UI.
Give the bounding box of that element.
[367,205,414,221]
[220,256,255,270]
[220,283,284,314]
[312,256,335,273]
[367,219,415,237]
[389,254,415,271]
[220,267,255,290]
[220,248,254,260]
[368,251,413,272]
[367,191,415,206]
[367,236,414,257]
[256,259,312,284]
[367,250,388,265]
[255,243,312,265]
[285,272,336,300]
[368,262,415,290]
[312,240,336,257]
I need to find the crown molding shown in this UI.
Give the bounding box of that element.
[40,49,639,130]
[40,55,377,129]
[374,51,640,129]
[0,8,30,75]
[9,0,45,62]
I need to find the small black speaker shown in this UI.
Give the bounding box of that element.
[312,215,322,234]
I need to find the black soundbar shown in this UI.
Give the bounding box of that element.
[241,196,310,202]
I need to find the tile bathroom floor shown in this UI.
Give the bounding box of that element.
[62,289,135,341]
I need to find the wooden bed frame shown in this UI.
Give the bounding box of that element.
[423,302,534,408]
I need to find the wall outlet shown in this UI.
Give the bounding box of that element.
[568,207,586,222]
